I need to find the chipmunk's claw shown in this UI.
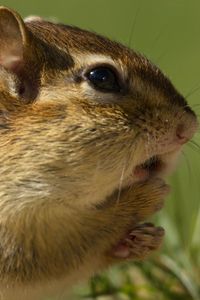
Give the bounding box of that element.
[111,222,165,260]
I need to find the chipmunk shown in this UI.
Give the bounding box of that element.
[0,6,198,300]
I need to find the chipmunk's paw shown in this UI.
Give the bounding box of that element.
[111,223,164,260]
[129,178,170,222]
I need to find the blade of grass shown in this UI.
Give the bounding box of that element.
[159,255,200,300]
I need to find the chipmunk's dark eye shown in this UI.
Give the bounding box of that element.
[86,67,120,92]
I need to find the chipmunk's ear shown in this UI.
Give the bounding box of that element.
[0,7,29,73]
[0,7,40,101]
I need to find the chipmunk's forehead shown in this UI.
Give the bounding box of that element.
[27,21,146,78]
[27,21,135,62]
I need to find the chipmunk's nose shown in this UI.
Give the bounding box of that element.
[176,122,197,145]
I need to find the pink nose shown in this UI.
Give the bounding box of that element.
[176,124,190,145]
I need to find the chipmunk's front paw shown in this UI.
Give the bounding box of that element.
[111,223,164,260]
[129,178,170,222]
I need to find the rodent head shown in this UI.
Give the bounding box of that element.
[0,7,198,206]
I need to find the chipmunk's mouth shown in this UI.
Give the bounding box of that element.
[133,155,165,181]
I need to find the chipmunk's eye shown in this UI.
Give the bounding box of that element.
[86,67,120,92]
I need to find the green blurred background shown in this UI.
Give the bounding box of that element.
[1,1,200,299]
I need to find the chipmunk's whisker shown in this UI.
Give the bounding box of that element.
[181,150,192,181]
[185,83,200,99]
[127,5,140,48]
[116,162,126,205]
[188,140,200,154]
[189,103,200,108]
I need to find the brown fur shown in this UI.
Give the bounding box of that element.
[0,6,198,300]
